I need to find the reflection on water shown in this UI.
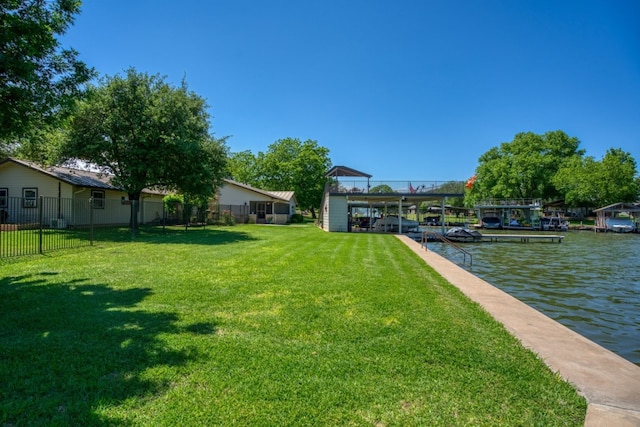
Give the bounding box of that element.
[428,230,640,365]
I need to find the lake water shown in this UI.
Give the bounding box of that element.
[426,229,640,366]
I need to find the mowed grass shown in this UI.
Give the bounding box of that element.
[0,224,586,426]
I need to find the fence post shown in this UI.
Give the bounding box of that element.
[89,197,94,246]
[38,195,43,254]
[162,202,166,231]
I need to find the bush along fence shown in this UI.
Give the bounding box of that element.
[163,200,249,226]
[208,204,249,225]
[0,196,165,258]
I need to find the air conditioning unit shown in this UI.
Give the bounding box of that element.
[50,218,67,229]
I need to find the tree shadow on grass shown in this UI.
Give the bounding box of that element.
[91,226,259,246]
[0,272,205,425]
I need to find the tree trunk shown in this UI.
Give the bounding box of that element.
[129,192,141,233]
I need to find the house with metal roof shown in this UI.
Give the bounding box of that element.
[216,179,297,224]
[0,157,166,227]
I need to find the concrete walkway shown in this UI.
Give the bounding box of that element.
[397,235,640,427]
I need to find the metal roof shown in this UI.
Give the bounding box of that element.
[1,157,168,195]
[223,179,296,203]
[325,165,372,178]
[593,202,640,212]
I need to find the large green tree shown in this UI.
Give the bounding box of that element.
[11,122,69,163]
[550,155,598,207]
[228,138,332,218]
[467,130,583,204]
[259,138,331,218]
[0,0,93,147]
[227,150,260,185]
[554,148,639,207]
[63,68,227,230]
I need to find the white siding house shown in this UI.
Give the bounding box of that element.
[0,157,166,226]
[217,179,297,224]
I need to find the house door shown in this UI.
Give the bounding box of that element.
[256,202,266,224]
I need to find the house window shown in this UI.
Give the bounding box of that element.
[91,190,105,209]
[0,188,7,208]
[23,188,37,208]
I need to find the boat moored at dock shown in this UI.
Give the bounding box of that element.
[445,227,483,242]
[372,215,419,233]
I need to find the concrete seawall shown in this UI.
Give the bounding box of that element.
[397,235,640,427]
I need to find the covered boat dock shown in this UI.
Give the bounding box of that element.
[319,166,465,233]
[593,202,640,233]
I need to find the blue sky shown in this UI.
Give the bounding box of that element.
[62,1,639,181]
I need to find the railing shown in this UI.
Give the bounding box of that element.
[0,196,93,258]
[328,180,465,195]
[421,230,473,266]
[474,198,543,207]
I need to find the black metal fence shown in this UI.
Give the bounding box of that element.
[0,196,163,258]
[208,204,249,225]
[0,196,253,258]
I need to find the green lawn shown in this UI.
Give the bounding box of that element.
[0,224,586,426]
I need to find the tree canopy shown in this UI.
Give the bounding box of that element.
[553,148,639,207]
[0,0,93,147]
[467,130,583,204]
[466,130,639,208]
[62,68,227,229]
[369,184,393,193]
[227,150,260,185]
[228,138,332,217]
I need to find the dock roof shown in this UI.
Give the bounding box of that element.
[326,165,372,178]
[593,202,640,212]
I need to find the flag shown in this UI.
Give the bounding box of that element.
[409,182,416,194]
[465,175,477,189]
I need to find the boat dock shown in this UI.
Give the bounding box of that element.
[413,231,565,243]
[482,234,564,243]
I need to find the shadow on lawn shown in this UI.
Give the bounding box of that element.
[0,272,205,425]
[93,226,259,246]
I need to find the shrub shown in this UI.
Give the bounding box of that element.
[221,210,235,226]
[290,213,304,223]
[163,194,183,215]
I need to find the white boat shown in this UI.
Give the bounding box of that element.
[605,218,635,233]
[372,216,419,232]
